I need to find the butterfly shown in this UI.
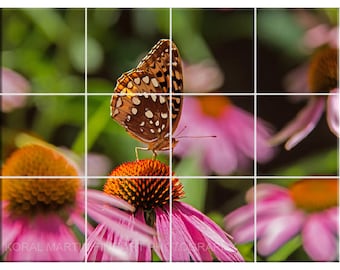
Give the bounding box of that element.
[110,39,183,160]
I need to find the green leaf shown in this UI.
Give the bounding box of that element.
[257,9,305,59]
[87,36,104,73]
[68,34,85,73]
[236,243,254,262]
[274,148,338,176]
[180,178,207,212]
[174,152,204,176]
[23,9,68,42]
[72,97,109,154]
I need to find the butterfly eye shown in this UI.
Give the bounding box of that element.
[110,39,183,160]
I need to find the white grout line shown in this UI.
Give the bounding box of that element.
[84,7,88,263]
[2,175,339,179]
[169,7,173,263]
[1,92,339,96]
[253,8,258,263]
[337,9,340,263]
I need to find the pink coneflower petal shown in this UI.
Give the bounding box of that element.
[183,60,224,93]
[95,210,152,261]
[177,100,238,174]
[225,194,296,245]
[220,107,254,167]
[1,68,30,113]
[225,184,292,229]
[255,183,290,201]
[324,207,339,234]
[224,204,254,231]
[87,189,134,212]
[87,189,155,238]
[284,63,310,94]
[175,96,275,175]
[172,205,213,261]
[177,202,243,262]
[256,214,278,239]
[229,218,254,244]
[270,97,325,150]
[257,195,295,216]
[87,203,154,245]
[302,213,338,261]
[257,210,305,256]
[1,211,23,254]
[303,24,333,49]
[134,210,152,261]
[221,106,275,164]
[86,153,111,177]
[69,210,88,235]
[154,207,170,261]
[86,224,130,261]
[6,215,82,261]
[205,131,238,174]
[327,89,339,136]
[86,208,153,262]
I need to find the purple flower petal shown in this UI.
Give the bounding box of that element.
[327,89,339,136]
[175,96,275,174]
[229,218,255,244]
[257,210,305,256]
[172,204,213,261]
[255,183,290,201]
[87,189,134,212]
[324,207,339,234]
[1,68,30,113]
[1,205,24,254]
[86,210,153,262]
[154,207,171,261]
[257,195,295,217]
[302,213,338,261]
[270,97,325,150]
[176,202,244,262]
[205,130,238,174]
[225,204,254,231]
[86,224,131,261]
[87,203,154,246]
[183,60,224,92]
[6,215,82,261]
[220,105,275,164]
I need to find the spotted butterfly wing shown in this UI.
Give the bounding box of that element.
[110,39,183,157]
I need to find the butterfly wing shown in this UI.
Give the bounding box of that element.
[110,39,183,151]
[111,70,170,144]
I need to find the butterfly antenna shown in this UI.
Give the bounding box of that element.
[175,125,216,140]
[175,125,187,137]
[177,134,217,139]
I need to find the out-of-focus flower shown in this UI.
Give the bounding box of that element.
[225,179,338,261]
[183,60,224,93]
[86,159,244,262]
[271,47,339,150]
[86,153,112,177]
[174,96,275,175]
[1,68,30,112]
[303,25,338,50]
[1,143,153,261]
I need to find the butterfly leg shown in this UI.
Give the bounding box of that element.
[135,146,158,161]
[135,146,148,161]
[151,150,158,160]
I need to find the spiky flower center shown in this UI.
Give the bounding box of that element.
[104,159,184,211]
[1,144,81,217]
[308,47,338,93]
